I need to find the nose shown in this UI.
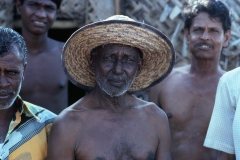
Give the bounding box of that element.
[200,30,210,40]
[0,74,10,88]
[35,7,47,18]
[113,59,124,74]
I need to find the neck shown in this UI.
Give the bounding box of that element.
[190,56,223,76]
[90,87,131,112]
[21,28,50,54]
[0,104,17,122]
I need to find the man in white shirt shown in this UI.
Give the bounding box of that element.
[204,67,240,160]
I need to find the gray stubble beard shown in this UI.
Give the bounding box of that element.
[0,83,21,110]
[95,69,137,97]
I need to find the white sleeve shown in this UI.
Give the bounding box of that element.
[204,77,235,154]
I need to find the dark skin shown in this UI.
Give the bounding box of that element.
[48,44,172,160]
[0,45,26,143]
[218,152,236,160]
[16,0,68,114]
[149,13,231,160]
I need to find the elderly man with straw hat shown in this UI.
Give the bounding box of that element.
[48,15,175,160]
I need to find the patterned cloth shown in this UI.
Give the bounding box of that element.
[0,96,56,160]
[204,67,240,159]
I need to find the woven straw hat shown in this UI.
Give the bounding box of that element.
[62,15,175,93]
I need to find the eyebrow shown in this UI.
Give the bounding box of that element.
[192,25,221,30]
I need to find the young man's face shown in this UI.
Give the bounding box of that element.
[17,0,58,35]
[185,12,230,60]
[92,44,142,97]
[0,45,26,110]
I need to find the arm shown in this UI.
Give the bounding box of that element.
[47,112,76,160]
[155,108,171,160]
[218,152,236,160]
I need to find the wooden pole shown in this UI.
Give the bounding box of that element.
[115,0,120,15]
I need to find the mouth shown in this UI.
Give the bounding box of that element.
[108,80,125,87]
[33,20,46,27]
[0,90,14,99]
[0,93,10,99]
[196,43,213,50]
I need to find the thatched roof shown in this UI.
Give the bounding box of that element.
[121,0,240,70]
[2,0,239,70]
[57,0,240,71]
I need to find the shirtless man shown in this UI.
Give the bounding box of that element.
[16,0,67,114]
[149,0,231,159]
[47,15,175,160]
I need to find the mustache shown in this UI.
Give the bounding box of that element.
[0,89,15,94]
[108,75,127,81]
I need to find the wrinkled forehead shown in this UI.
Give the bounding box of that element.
[23,0,57,6]
[95,44,143,58]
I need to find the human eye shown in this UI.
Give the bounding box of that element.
[127,58,134,62]
[45,5,57,11]
[193,27,203,32]
[6,70,18,76]
[102,55,114,62]
[123,56,135,64]
[27,2,38,8]
[211,29,219,33]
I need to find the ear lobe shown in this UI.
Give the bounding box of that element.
[223,30,231,48]
[136,59,143,77]
[89,57,96,73]
[22,63,27,81]
[184,29,190,44]
[16,0,22,14]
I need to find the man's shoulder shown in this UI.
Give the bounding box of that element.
[54,102,84,124]
[170,65,190,75]
[152,65,190,89]
[136,99,167,117]
[48,38,64,50]
[222,67,240,80]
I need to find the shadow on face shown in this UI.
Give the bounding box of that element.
[90,44,143,97]
[0,45,25,110]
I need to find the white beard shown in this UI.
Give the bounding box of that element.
[95,69,137,97]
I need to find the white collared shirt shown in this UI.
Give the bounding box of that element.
[204,67,240,159]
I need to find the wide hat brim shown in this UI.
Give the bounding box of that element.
[62,19,175,93]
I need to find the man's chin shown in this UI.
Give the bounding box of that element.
[0,105,11,110]
[103,88,128,97]
[0,96,17,110]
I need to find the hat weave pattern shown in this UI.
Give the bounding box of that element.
[63,18,175,92]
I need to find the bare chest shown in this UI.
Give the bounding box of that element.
[160,79,218,125]
[22,53,67,90]
[74,114,158,160]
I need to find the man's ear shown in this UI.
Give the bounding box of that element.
[22,63,27,81]
[223,29,231,48]
[53,9,59,21]
[184,28,190,45]
[136,59,143,77]
[89,55,96,73]
[16,0,23,15]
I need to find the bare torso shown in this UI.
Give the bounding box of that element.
[48,92,171,160]
[149,65,225,160]
[20,38,68,114]
[71,105,157,160]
